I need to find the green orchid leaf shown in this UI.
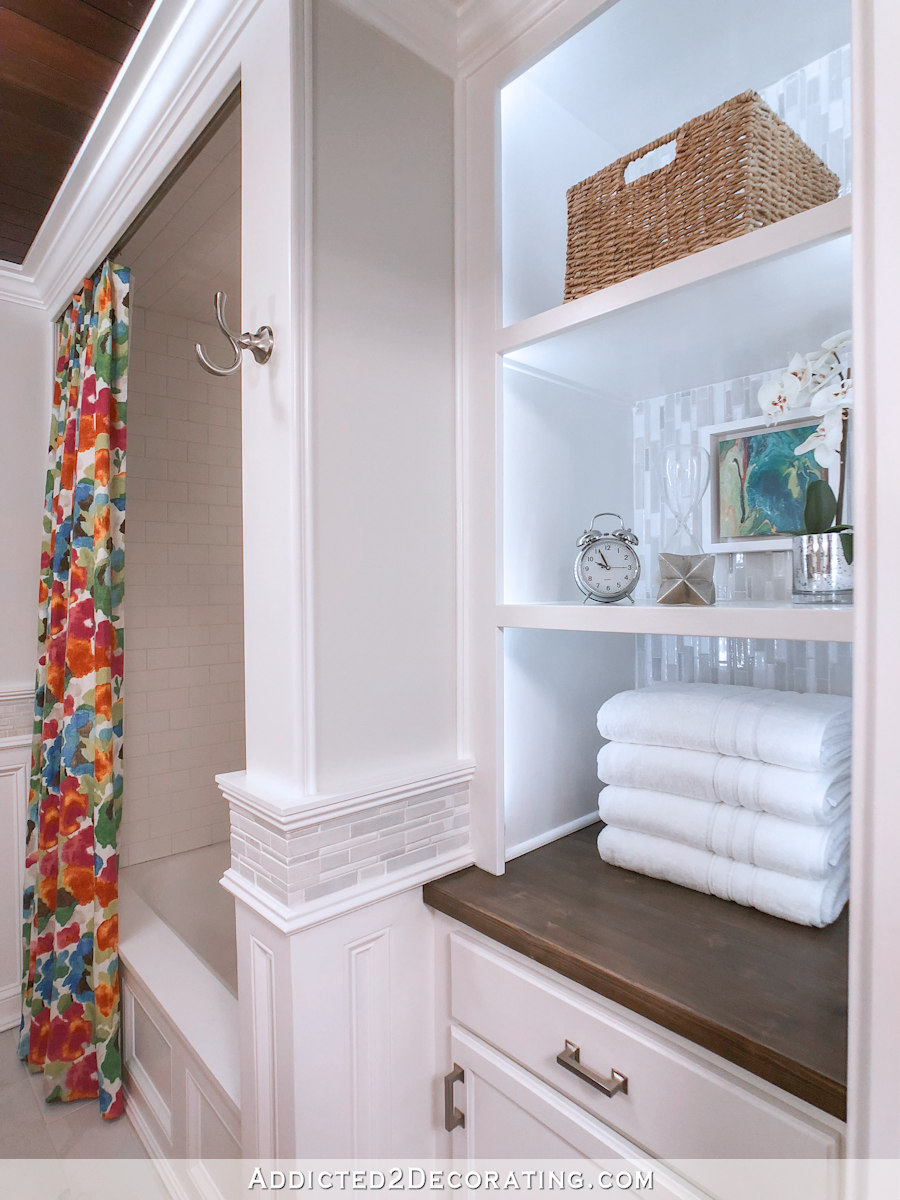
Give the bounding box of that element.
[804,479,837,534]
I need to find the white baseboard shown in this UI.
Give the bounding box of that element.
[505,811,599,861]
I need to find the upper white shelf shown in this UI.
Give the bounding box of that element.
[499,601,853,644]
[499,196,852,402]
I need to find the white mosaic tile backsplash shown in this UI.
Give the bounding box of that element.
[636,635,852,696]
[633,367,792,604]
[761,44,851,195]
[230,788,470,908]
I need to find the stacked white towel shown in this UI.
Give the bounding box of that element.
[595,683,852,927]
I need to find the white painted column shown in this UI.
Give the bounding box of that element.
[223,0,468,1157]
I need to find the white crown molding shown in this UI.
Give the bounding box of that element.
[0,266,43,309]
[333,0,459,77]
[217,760,475,831]
[0,687,32,705]
[3,0,264,315]
[221,846,474,934]
[334,0,570,80]
[457,0,571,77]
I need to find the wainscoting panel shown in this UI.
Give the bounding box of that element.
[0,738,29,1031]
[349,928,392,1156]
[124,987,174,1142]
[248,934,277,1158]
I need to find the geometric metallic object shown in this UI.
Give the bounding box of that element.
[657,552,717,605]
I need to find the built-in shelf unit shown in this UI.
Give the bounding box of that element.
[464,0,854,873]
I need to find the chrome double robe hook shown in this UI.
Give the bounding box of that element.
[195,291,274,377]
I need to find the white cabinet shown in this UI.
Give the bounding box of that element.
[440,923,844,1200]
[449,1025,701,1199]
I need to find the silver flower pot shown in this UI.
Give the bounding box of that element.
[792,532,853,604]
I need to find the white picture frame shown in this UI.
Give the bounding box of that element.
[699,407,826,554]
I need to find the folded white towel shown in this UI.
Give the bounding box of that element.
[598,785,850,880]
[597,742,850,825]
[597,825,848,927]
[597,683,851,771]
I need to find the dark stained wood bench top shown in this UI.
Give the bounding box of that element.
[423,822,847,1119]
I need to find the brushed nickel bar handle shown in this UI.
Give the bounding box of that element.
[556,1040,628,1098]
[443,1064,465,1131]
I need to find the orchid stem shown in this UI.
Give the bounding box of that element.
[836,411,849,526]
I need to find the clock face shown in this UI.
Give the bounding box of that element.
[577,538,639,600]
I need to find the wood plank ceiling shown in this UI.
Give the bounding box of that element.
[0,0,155,265]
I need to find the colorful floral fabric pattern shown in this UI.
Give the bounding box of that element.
[20,261,130,1120]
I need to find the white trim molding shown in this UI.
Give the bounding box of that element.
[0,0,266,314]
[217,760,475,829]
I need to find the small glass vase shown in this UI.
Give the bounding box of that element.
[792,532,853,604]
[657,445,716,606]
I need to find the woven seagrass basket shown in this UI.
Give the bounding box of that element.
[563,90,840,302]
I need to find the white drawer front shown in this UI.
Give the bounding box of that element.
[449,933,843,1169]
[451,1026,705,1199]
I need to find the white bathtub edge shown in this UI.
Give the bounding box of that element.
[120,879,241,1106]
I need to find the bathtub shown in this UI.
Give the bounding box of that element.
[119,842,243,1169]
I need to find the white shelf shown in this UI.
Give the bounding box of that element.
[498,601,854,644]
[499,197,852,401]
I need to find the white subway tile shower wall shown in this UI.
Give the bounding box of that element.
[119,305,245,867]
[0,696,33,741]
[230,790,470,908]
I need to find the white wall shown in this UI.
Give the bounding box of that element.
[311,0,457,792]
[0,298,52,694]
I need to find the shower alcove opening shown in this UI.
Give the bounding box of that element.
[116,94,245,1162]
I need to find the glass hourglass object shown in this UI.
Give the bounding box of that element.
[657,444,716,605]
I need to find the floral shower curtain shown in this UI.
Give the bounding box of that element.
[19,261,130,1120]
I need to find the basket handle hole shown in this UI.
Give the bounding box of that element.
[623,139,677,184]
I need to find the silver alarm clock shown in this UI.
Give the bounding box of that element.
[574,512,641,604]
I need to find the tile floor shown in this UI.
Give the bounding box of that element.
[0,1026,148,1159]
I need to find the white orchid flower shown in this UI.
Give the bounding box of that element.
[794,405,845,474]
[807,350,841,390]
[758,372,802,422]
[821,329,852,353]
[809,373,853,416]
[785,352,811,392]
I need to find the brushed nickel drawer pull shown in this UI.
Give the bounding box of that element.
[556,1040,628,1097]
[443,1064,465,1131]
